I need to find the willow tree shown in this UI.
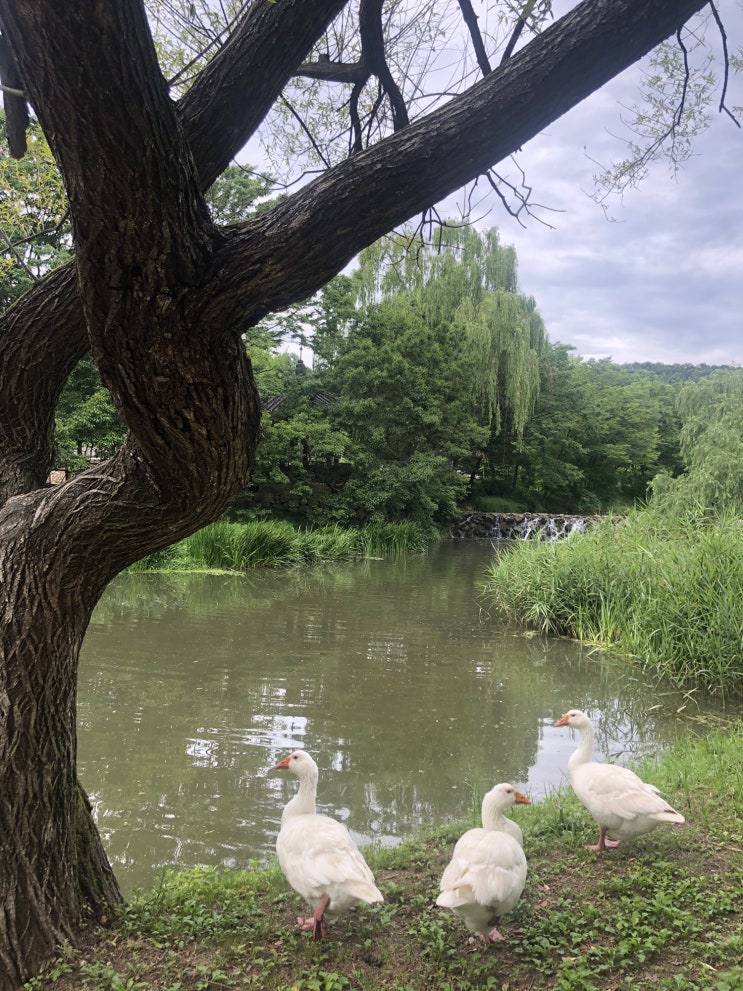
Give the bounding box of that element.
[355,225,543,436]
[0,0,722,985]
[650,368,743,512]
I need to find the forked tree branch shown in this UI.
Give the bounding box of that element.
[296,0,409,151]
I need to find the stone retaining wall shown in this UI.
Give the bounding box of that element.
[451,512,592,541]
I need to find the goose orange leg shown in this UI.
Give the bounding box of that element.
[298,893,331,939]
[588,826,622,852]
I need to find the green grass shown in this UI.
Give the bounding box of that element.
[482,508,743,696]
[128,519,430,573]
[25,722,743,991]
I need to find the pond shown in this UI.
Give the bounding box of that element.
[78,540,730,893]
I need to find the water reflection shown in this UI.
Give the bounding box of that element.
[79,541,731,892]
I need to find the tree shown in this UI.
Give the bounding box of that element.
[650,368,743,513]
[325,297,487,525]
[487,342,592,509]
[568,360,666,505]
[484,350,683,512]
[0,0,721,984]
[353,225,544,438]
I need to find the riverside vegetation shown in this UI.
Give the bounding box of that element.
[128,519,430,573]
[23,722,743,991]
[484,509,743,699]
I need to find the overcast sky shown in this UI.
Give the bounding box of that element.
[260,2,742,368]
[456,1,743,367]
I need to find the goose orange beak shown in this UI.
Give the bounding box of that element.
[554,714,570,727]
[273,755,292,770]
[514,790,531,805]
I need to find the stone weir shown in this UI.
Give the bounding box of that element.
[451,512,591,541]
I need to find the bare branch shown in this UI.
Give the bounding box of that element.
[501,1,551,63]
[486,164,561,229]
[280,96,333,169]
[457,0,492,76]
[0,226,38,279]
[708,0,742,127]
[294,0,409,144]
[0,80,23,97]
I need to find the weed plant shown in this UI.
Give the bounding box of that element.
[25,722,743,991]
[483,508,743,696]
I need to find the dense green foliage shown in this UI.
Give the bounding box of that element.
[483,508,743,696]
[485,349,684,512]
[249,226,548,527]
[650,368,743,514]
[24,722,743,991]
[249,226,736,525]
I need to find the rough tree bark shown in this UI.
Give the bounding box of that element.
[0,0,711,986]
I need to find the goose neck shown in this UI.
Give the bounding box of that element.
[568,720,595,772]
[282,770,317,821]
[481,798,506,832]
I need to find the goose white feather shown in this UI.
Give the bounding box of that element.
[554,708,685,851]
[273,749,383,938]
[436,782,530,943]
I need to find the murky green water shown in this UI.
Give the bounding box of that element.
[78,540,730,892]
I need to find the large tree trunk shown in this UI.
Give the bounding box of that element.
[0,0,711,985]
[0,568,121,977]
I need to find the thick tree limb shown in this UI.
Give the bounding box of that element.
[178,0,348,190]
[208,0,712,327]
[0,0,346,502]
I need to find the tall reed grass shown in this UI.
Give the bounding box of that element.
[129,518,429,574]
[483,508,743,696]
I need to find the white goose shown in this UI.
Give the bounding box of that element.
[273,749,383,938]
[436,782,530,943]
[554,708,686,852]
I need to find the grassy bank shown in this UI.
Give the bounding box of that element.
[26,723,743,991]
[128,520,430,573]
[483,510,743,697]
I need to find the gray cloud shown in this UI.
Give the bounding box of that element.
[477,1,743,365]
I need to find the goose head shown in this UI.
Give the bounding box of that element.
[482,782,531,817]
[274,749,319,782]
[554,708,592,730]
